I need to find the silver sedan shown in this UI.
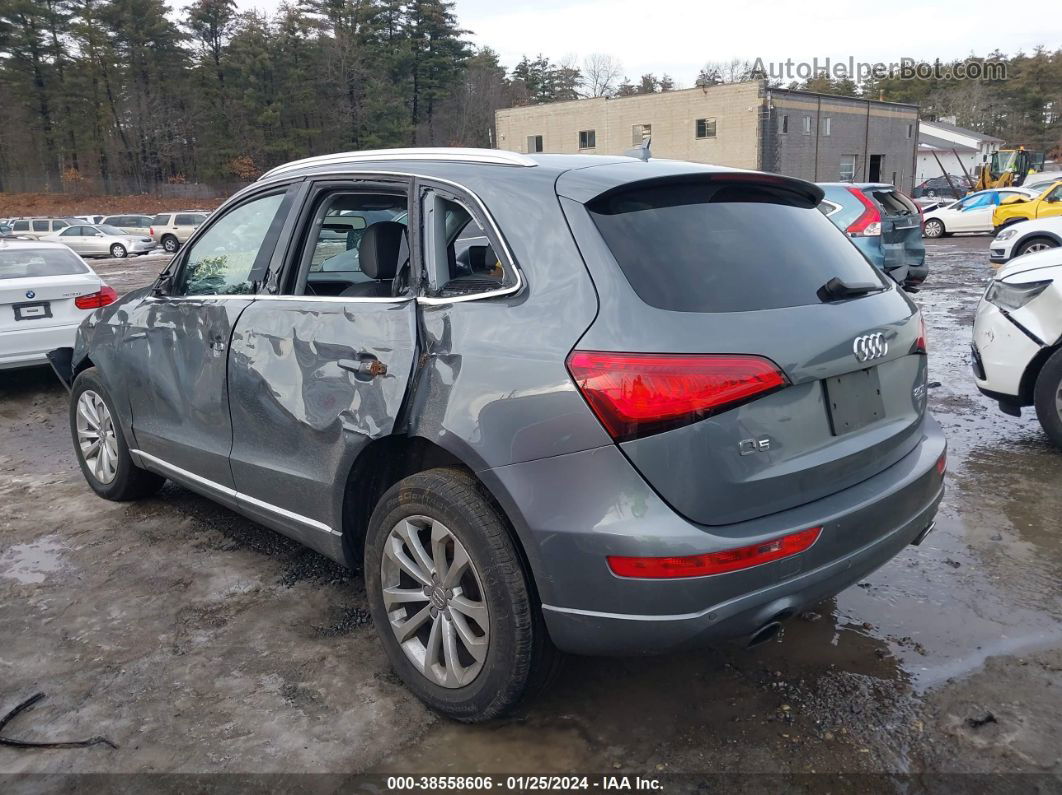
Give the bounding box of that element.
[42,224,157,259]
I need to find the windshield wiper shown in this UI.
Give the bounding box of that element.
[818,276,884,302]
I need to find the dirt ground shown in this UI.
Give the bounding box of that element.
[0,193,225,218]
[1,237,1060,786]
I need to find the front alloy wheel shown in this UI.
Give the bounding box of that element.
[923,219,944,238]
[110,243,127,258]
[76,389,118,484]
[381,515,489,688]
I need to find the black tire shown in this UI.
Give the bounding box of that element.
[364,467,561,722]
[1033,348,1062,450]
[110,243,127,258]
[162,235,179,253]
[923,218,945,239]
[70,368,165,501]
[1015,236,1059,258]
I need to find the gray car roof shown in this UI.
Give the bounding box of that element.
[254,149,821,205]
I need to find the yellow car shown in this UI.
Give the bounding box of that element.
[993,179,1062,231]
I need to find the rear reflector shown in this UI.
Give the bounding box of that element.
[608,527,822,579]
[845,187,881,237]
[75,285,118,310]
[566,351,788,441]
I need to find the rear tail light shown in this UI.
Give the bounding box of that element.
[914,313,927,353]
[566,351,788,442]
[845,187,881,237]
[149,227,155,236]
[608,527,822,579]
[936,450,947,477]
[75,285,118,310]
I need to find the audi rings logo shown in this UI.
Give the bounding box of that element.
[853,332,888,362]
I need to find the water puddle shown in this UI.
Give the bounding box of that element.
[0,534,68,584]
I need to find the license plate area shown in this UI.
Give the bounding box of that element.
[824,367,885,435]
[13,301,52,321]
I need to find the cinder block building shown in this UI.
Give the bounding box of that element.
[495,80,919,191]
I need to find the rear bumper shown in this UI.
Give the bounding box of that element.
[484,414,946,656]
[0,322,80,370]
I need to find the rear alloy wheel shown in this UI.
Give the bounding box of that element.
[70,368,165,500]
[364,467,561,721]
[110,243,127,259]
[381,515,490,688]
[162,235,179,253]
[1015,237,1058,258]
[923,218,945,238]
[1033,348,1062,450]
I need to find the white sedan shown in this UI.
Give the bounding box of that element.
[922,187,1039,238]
[42,223,156,259]
[0,240,117,370]
[972,245,1062,448]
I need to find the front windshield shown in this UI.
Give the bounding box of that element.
[991,151,1019,176]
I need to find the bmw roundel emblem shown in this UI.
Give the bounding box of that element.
[25,290,35,299]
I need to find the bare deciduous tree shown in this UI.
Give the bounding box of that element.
[582,53,622,98]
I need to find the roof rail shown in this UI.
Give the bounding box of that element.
[259,148,537,180]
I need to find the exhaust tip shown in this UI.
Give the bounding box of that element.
[747,621,782,649]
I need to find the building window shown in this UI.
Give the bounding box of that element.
[526,135,543,153]
[822,117,832,136]
[839,155,857,182]
[907,123,914,139]
[778,114,788,134]
[632,123,651,145]
[802,115,812,135]
[695,118,717,139]
[578,130,596,150]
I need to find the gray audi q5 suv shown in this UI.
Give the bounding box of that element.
[52,148,946,721]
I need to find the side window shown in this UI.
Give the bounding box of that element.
[174,193,285,296]
[153,214,170,226]
[963,194,992,210]
[288,191,409,297]
[53,220,68,230]
[1045,185,1062,203]
[175,213,204,226]
[60,226,82,237]
[421,189,516,299]
[13,221,28,232]
[32,220,48,232]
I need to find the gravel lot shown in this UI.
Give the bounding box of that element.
[1,238,1060,782]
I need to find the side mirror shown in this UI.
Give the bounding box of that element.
[152,273,174,297]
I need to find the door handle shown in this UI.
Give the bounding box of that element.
[338,357,387,378]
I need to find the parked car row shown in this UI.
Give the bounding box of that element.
[2,211,209,256]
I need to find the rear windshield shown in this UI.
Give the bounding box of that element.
[587,181,883,312]
[0,248,89,279]
[869,189,917,217]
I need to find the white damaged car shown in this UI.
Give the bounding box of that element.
[972,246,1062,448]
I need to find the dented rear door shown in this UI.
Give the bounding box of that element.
[226,296,418,544]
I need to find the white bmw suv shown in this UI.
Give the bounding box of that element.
[973,247,1062,448]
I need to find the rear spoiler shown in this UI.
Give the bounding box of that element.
[47,347,74,391]
[558,167,824,207]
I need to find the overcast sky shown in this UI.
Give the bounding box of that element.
[230,0,1062,87]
